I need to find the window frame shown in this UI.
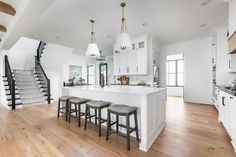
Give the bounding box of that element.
[87,65,95,85]
[166,59,184,87]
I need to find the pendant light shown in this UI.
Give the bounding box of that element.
[114,2,132,52]
[86,20,100,57]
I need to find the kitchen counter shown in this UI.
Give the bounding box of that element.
[62,85,166,152]
[216,85,236,96]
[63,85,164,96]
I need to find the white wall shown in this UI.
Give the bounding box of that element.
[160,37,213,105]
[167,87,183,97]
[7,37,39,69]
[229,0,236,37]
[41,43,95,100]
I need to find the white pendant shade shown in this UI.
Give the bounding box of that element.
[86,43,100,57]
[115,32,132,52]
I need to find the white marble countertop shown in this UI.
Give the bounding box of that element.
[63,85,165,96]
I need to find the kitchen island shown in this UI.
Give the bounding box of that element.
[62,85,166,152]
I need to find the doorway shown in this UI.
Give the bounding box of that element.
[99,63,108,86]
[166,54,184,97]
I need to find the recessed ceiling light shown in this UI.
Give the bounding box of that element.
[32,34,38,38]
[56,36,61,39]
[200,23,207,28]
[201,0,211,6]
[142,22,148,26]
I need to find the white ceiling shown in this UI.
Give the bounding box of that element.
[24,0,228,55]
[0,0,22,39]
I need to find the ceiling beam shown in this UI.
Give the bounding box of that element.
[0,1,16,16]
[0,25,6,32]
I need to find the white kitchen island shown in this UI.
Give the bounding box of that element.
[62,85,166,152]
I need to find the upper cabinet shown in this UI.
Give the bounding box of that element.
[113,36,149,76]
[228,1,236,54]
[229,31,236,54]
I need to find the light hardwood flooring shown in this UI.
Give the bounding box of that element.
[0,97,235,157]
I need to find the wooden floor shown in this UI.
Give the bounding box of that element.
[0,97,235,157]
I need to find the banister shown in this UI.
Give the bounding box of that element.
[4,55,15,110]
[35,41,51,104]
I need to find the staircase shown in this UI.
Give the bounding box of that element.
[2,41,51,110]
[14,69,46,104]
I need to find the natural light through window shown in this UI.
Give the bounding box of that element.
[166,54,184,87]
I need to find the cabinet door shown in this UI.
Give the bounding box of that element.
[224,93,231,134]
[138,40,146,50]
[231,54,236,72]
[230,96,236,145]
[120,53,130,75]
[114,53,121,75]
[136,50,147,75]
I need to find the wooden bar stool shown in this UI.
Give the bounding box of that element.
[57,96,74,121]
[84,101,110,137]
[68,98,90,126]
[106,104,139,151]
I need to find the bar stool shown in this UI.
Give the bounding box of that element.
[106,105,139,151]
[84,101,110,137]
[57,96,74,121]
[68,98,90,126]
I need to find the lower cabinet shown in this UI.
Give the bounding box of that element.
[218,90,236,150]
[230,96,236,149]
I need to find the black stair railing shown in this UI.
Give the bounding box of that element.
[4,55,15,110]
[35,41,51,104]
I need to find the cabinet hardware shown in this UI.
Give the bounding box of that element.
[119,68,121,73]
[222,97,226,106]
[136,67,138,72]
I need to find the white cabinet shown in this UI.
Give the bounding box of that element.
[113,49,148,76]
[218,89,236,150]
[132,39,146,51]
[228,54,236,73]
[136,50,147,75]
[230,96,236,149]
[113,53,121,75]
[219,91,231,134]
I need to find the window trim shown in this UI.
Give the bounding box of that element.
[87,65,95,85]
[166,59,184,87]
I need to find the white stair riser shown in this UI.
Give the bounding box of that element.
[7,95,20,99]
[7,99,21,105]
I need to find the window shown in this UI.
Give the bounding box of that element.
[87,65,95,85]
[166,54,184,87]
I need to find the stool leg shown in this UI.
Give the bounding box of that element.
[65,100,69,121]
[134,110,139,142]
[88,107,91,123]
[126,114,130,151]
[98,108,101,137]
[75,104,78,118]
[106,110,110,140]
[57,100,60,118]
[84,105,88,130]
[68,102,71,123]
[78,103,81,127]
[95,109,97,125]
[116,114,119,133]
